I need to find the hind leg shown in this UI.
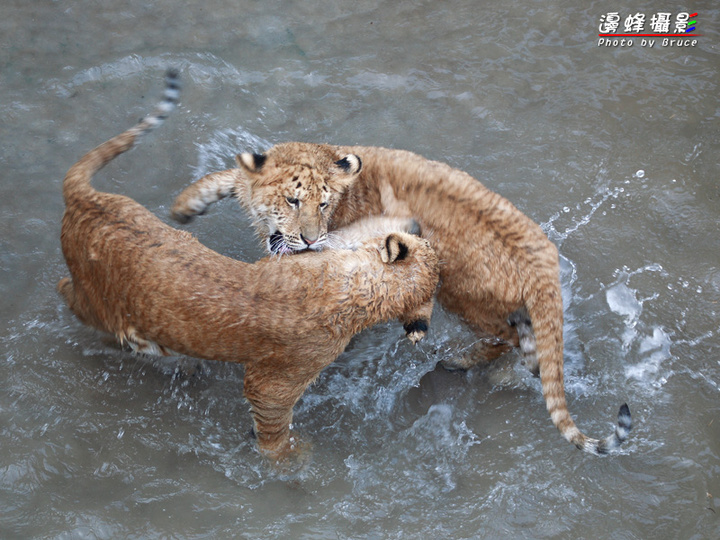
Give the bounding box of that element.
[57,277,87,322]
[57,276,108,334]
[440,336,514,371]
[58,277,95,328]
[57,277,75,305]
[508,309,539,376]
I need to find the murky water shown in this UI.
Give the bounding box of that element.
[2,0,719,538]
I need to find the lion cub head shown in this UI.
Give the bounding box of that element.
[236,142,362,254]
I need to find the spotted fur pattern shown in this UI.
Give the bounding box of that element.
[171,141,632,455]
[174,150,362,254]
[58,74,440,462]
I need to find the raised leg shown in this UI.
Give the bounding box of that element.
[171,169,238,223]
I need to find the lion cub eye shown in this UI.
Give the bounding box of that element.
[319,201,329,212]
[286,196,300,208]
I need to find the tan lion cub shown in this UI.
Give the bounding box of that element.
[58,72,440,461]
[172,143,632,456]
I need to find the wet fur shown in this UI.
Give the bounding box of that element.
[58,75,440,461]
[172,141,632,455]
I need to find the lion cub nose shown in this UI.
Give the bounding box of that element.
[300,233,318,246]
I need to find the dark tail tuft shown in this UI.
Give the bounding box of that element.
[593,403,632,455]
[62,70,181,204]
[136,69,181,131]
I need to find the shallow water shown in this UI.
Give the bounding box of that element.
[2,0,719,538]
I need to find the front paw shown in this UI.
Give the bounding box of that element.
[170,202,206,224]
[170,209,194,224]
[403,319,429,344]
[259,431,313,474]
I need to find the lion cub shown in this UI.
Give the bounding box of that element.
[172,143,632,455]
[58,72,440,461]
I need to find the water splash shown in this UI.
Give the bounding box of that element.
[342,403,484,503]
[45,53,252,99]
[625,326,672,387]
[542,184,625,245]
[193,127,272,179]
[606,282,642,326]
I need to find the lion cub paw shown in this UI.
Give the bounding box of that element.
[403,319,429,344]
[170,199,206,224]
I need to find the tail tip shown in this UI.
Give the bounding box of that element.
[618,402,632,432]
[162,68,181,106]
[580,402,633,456]
[595,402,632,455]
[165,68,181,85]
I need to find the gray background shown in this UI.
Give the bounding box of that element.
[1,1,719,538]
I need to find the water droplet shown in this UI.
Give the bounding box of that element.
[635,169,645,178]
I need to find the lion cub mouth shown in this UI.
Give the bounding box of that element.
[268,231,291,254]
[268,231,316,255]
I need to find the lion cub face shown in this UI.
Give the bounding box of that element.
[236,142,361,254]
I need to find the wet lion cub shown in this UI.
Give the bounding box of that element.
[172,142,632,455]
[58,72,440,461]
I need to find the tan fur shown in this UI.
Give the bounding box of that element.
[172,142,632,455]
[59,90,439,462]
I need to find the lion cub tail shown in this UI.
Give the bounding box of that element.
[517,272,632,455]
[62,69,180,205]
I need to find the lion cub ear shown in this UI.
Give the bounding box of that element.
[332,154,362,190]
[334,154,362,175]
[236,153,267,173]
[380,233,410,264]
